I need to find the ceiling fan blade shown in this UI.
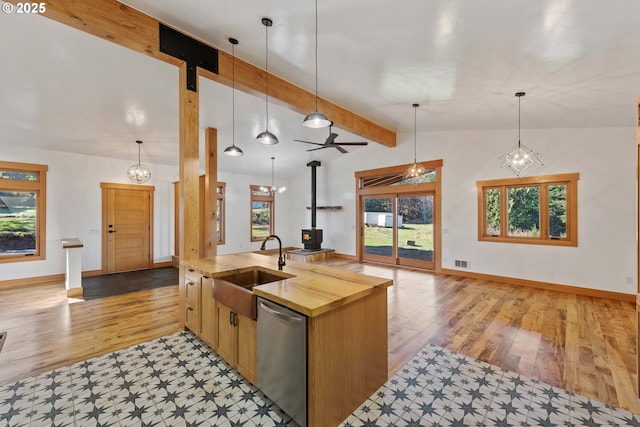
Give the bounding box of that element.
[294,139,326,147]
[325,132,339,145]
[306,146,329,152]
[335,145,349,154]
[334,142,368,146]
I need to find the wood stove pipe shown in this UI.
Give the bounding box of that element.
[306,160,321,228]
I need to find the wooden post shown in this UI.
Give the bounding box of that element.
[178,63,200,328]
[636,97,640,399]
[204,127,218,257]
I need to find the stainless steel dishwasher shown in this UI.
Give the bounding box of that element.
[257,297,307,427]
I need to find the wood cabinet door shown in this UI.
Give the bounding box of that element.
[216,302,236,365]
[235,313,257,385]
[200,276,216,348]
[184,279,200,334]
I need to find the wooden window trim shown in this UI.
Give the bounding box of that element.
[250,185,274,242]
[477,173,579,246]
[0,161,48,263]
[217,182,226,245]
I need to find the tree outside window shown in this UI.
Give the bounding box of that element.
[250,185,274,241]
[0,161,48,262]
[477,173,578,246]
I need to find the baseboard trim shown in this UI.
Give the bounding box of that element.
[440,268,635,303]
[153,261,175,269]
[82,269,103,278]
[0,273,64,290]
[67,288,83,298]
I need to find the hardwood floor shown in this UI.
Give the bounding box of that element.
[0,283,180,384]
[0,260,637,414]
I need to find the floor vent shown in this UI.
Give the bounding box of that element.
[0,331,6,354]
[454,260,469,268]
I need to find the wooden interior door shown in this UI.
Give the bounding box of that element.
[101,183,154,273]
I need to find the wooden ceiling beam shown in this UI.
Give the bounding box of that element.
[19,0,396,147]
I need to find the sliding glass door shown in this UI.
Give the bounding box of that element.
[363,196,396,264]
[362,193,435,269]
[397,194,434,269]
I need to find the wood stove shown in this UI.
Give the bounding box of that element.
[302,228,323,250]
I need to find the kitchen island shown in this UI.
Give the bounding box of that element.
[181,252,392,427]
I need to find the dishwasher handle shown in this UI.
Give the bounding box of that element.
[259,300,304,323]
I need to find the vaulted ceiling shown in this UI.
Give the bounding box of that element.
[1,0,640,178]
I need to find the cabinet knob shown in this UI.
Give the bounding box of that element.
[187,306,194,311]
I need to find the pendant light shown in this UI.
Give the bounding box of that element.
[302,0,331,128]
[404,104,427,179]
[127,140,151,184]
[499,92,543,176]
[255,18,279,145]
[224,37,244,156]
[260,157,286,194]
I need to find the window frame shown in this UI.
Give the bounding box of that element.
[216,182,226,245]
[477,173,579,246]
[250,185,274,242]
[0,160,48,263]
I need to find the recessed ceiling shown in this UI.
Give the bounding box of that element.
[2,0,640,178]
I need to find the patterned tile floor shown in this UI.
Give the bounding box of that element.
[0,331,638,427]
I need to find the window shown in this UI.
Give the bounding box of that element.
[0,161,48,262]
[477,173,578,246]
[216,182,225,244]
[250,185,274,241]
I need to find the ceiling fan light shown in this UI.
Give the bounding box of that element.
[256,130,279,145]
[224,145,244,156]
[303,111,331,128]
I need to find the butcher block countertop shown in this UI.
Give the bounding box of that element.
[182,252,392,317]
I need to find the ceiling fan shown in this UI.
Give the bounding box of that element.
[294,123,368,153]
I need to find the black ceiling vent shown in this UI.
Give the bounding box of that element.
[159,23,219,92]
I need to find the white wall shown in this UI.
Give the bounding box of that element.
[289,126,637,294]
[0,146,293,281]
[217,170,294,256]
[3,126,635,295]
[0,145,177,281]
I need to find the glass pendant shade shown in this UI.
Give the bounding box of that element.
[404,103,426,179]
[256,18,279,145]
[224,37,244,157]
[499,92,542,177]
[127,140,151,184]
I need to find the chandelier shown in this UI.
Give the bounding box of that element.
[499,92,543,177]
[404,103,426,179]
[260,156,286,194]
[127,140,151,184]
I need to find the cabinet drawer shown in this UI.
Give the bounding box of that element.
[185,267,199,283]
